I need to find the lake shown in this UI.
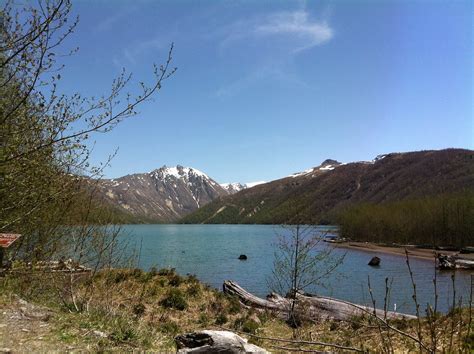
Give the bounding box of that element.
[120,224,472,315]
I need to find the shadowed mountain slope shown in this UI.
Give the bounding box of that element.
[97,165,228,222]
[180,149,474,224]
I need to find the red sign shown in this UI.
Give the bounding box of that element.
[0,234,21,248]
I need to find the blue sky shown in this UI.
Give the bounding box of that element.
[59,0,472,183]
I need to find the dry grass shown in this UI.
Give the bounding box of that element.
[1,269,472,352]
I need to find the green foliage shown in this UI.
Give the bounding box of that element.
[149,267,158,276]
[158,268,176,276]
[186,274,199,283]
[226,295,242,314]
[186,282,201,297]
[463,332,474,350]
[198,313,209,325]
[132,303,146,317]
[215,313,228,325]
[168,274,184,287]
[338,192,474,247]
[107,271,129,284]
[158,320,181,335]
[233,316,245,329]
[181,150,473,228]
[159,288,187,310]
[110,317,139,343]
[0,0,174,265]
[242,319,259,334]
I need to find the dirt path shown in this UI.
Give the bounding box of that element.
[0,295,71,353]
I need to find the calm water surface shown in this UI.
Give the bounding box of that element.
[120,224,472,314]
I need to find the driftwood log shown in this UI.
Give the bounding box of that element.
[223,280,416,321]
[437,254,474,270]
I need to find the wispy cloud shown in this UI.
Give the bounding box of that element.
[219,9,333,54]
[254,11,333,52]
[214,9,333,97]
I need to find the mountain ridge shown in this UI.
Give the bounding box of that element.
[97,165,228,222]
[180,148,474,224]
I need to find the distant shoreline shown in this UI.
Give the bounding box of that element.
[335,241,474,261]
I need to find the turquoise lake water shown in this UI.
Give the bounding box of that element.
[120,224,472,314]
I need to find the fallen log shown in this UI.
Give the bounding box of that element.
[223,280,416,321]
[437,253,474,270]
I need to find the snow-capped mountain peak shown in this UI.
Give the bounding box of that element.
[152,165,208,180]
[98,165,227,222]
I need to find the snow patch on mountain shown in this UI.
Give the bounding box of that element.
[245,181,266,188]
[220,181,267,194]
[98,165,226,222]
[288,159,342,178]
[289,168,314,178]
[319,165,335,171]
[220,182,246,194]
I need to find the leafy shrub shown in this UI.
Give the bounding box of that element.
[226,295,241,314]
[133,303,146,317]
[257,311,270,324]
[215,313,228,325]
[198,313,209,325]
[131,268,143,279]
[158,268,176,276]
[242,319,259,334]
[107,271,128,284]
[187,274,199,283]
[186,282,201,297]
[233,317,245,329]
[286,313,303,328]
[158,320,181,335]
[169,274,183,287]
[159,289,187,310]
[110,317,138,343]
[146,284,159,297]
[463,332,474,350]
[149,266,158,276]
[210,298,225,313]
[140,270,157,283]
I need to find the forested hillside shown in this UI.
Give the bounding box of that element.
[180,149,474,226]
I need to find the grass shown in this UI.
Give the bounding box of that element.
[0,268,472,352]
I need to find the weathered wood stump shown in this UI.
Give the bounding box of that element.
[175,330,267,353]
[223,280,416,321]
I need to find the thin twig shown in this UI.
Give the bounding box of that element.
[216,326,364,352]
[368,276,389,353]
[468,274,473,340]
[448,272,456,352]
[268,344,325,353]
[405,248,423,352]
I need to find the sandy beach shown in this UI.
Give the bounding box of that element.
[335,241,474,262]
